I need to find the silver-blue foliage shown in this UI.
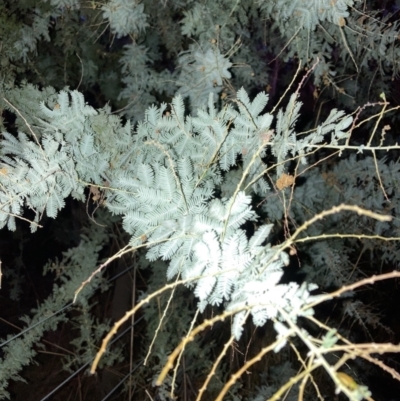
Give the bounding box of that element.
[0,83,351,341]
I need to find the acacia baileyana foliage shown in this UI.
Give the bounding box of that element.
[0,0,400,400]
